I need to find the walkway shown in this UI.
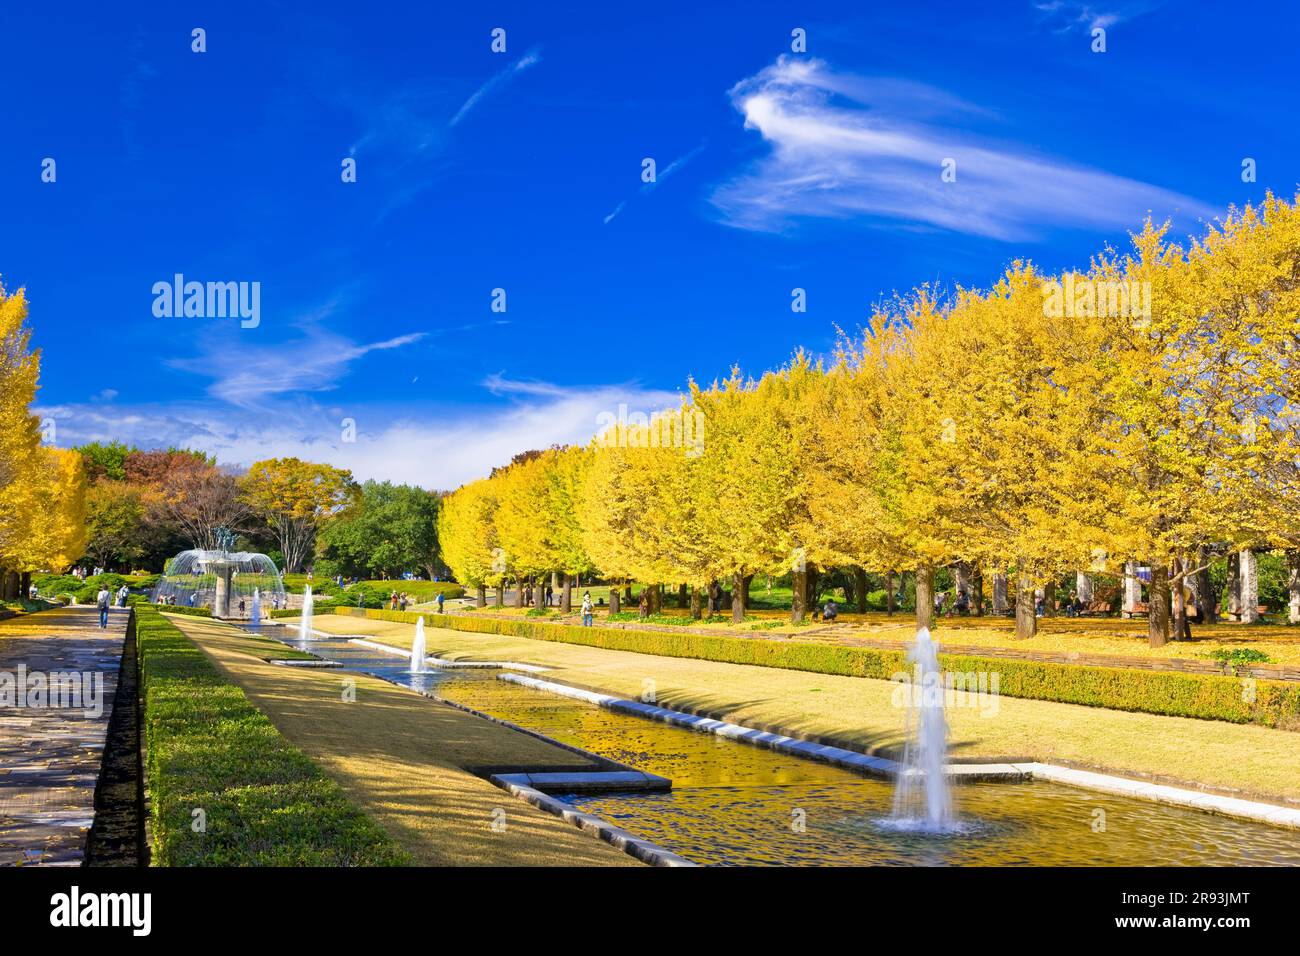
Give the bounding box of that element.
[0,606,129,866]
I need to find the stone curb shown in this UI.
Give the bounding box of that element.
[347,637,549,673]
[490,774,695,867]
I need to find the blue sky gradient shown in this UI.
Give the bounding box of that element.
[3,1,1296,487]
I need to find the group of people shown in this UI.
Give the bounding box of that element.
[388,590,446,613]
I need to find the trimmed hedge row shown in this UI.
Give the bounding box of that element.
[333,607,1300,729]
[134,603,408,865]
[149,603,213,618]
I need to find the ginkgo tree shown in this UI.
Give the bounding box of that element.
[0,281,87,597]
[434,194,1300,646]
[241,457,359,572]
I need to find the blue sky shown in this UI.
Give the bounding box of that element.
[3,0,1296,488]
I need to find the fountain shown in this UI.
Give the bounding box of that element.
[153,535,285,620]
[300,585,314,641]
[410,616,427,673]
[250,588,262,626]
[889,626,955,832]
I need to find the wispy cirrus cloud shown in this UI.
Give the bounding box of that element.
[450,49,542,127]
[1033,1,1163,32]
[603,142,707,224]
[166,299,427,407]
[344,49,543,220]
[711,56,1212,241]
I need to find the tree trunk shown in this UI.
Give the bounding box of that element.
[609,588,620,614]
[1042,579,1057,617]
[1226,552,1241,620]
[1148,560,1171,647]
[732,572,746,624]
[791,566,807,623]
[854,567,868,614]
[513,578,524,608]
[806,565,819,614]
[1288,550,1300,625]
[885,571,896,615]
[970,566,984,616]
[678,583,688,608]
[475,585,486,608]
[20,571,31,601]
[1240,549,1260,623]
[690,585,702,620]
[1170,558,1190,641]
[992,572,1008,615]
[623,584,633,604]
[561,573,573,613]
[494,582,504,608]
[1015,572,1037,639]
[741,574,754,613]
[1196,546,1217,624]
[1123,561,1141,617]
[915,566,935,630]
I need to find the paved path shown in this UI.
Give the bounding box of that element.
[0,606,128,866]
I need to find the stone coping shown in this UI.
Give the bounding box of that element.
[347,637,550,673]
[490,774,693,867]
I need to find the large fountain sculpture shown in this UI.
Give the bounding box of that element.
[153,528,286,620]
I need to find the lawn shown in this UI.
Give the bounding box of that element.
[165,614,638,866]
[461,600,1300,666]
[305,613,1300,803]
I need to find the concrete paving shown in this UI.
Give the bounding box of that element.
[0,606,128,866]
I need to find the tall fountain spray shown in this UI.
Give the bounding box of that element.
[890,626,954,831]
[251,588,262,626]
[299,585,314,641]
[410,616,427,673]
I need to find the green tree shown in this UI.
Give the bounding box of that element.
[315,481,441,579]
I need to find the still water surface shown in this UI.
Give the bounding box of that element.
[272,629,1300,866]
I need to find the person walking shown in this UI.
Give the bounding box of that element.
[581,592,594,627]
[436,591,445,614]
[96,584,111,629]
[117,584,130,607]
[823,598,839,623]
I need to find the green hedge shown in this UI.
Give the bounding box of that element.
[135,603,408,865]
[334,607,1300,729]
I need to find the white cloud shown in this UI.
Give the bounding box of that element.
[711,56,1213,240]
[167,324,426,408]
[603,142,707,224]
[449,50,542,127]
[1033,1,1160,32]
[37,377,682,490]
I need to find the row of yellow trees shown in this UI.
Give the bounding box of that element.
[0,282,87,598]
[439,196,1300,646]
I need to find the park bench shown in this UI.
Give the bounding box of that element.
[1225,605,1271,622]
[1078,600,1114,617]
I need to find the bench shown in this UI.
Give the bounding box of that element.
[1077,600,1114,617]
